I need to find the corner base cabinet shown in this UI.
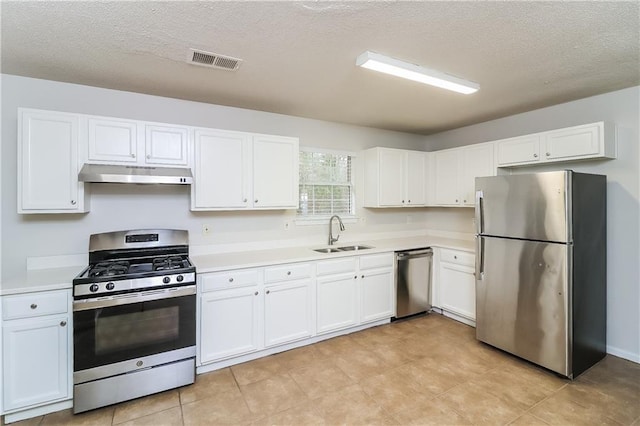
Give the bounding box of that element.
[1,289,73,422]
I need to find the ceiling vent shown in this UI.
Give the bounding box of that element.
[187,48,242,71]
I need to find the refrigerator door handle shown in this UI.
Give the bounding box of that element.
[475,190,484,235]
[475,236,485,280]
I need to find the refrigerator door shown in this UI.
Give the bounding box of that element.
[476,236,570,377]
[476,171,570,243]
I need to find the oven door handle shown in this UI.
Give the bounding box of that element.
[73,285,196,311]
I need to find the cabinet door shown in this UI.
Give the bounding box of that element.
[439,262,476,321]
[3,316,69,411]
[544,123,600,161]
[496,135,541,166]
[360,268,394,323]
[252,135,299,208]
[264,280,313,347]
[192,130,251,210]
[145,125,189,165]
[200,287,261,363]
[88,118,138,163]
[434,150,460,205]
[377,149,405,206]
[19,110,85,213]
[461,144,494,206]
[316,273,358,334]
[405,152,426,206]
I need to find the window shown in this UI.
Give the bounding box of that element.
[297,149,354,220]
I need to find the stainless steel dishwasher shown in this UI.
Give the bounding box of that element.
[395,248,433,319]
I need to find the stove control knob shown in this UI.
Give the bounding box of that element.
[163,276,171,284]
[106,282,115,291]
[176,275,184,282]
[90,284,99,293]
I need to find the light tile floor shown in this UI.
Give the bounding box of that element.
[8,314,640,425]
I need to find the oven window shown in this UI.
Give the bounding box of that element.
[95,306,179,354]
[74,294,195,372]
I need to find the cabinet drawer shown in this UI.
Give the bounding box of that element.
[2,290,69,320]
[359,253,393,270]
[316,257,357,276]
[440,249,475,267]
[264,263,312,283]
[200,268,260,292]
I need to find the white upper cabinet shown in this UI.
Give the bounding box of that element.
[88,118,138,163]
[433,143,494,207]
[18,109,89,214]
[364,147,426,207]
[88,117,189,166]
[191,129,299,211]
[496,122,615,167]
[252,135,299,208]
[192,129,251,210]
[145,125,189,165]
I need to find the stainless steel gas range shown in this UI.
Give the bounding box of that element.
[72,229,196,414]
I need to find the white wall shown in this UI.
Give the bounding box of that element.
[1,74,429,280]
[424,86,640,363]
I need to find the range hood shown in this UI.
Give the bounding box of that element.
[78,164,193,185]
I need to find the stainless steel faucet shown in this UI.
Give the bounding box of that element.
[328,215,345,245]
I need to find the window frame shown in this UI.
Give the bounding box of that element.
[295,147,357,225]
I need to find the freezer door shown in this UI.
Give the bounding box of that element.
[476,171,570,243]
[476,236,570,377]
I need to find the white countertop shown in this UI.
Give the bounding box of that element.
[0,266,82,296]
[0,236,474,296]
[191,236,474,273]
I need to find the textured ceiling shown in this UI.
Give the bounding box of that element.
[2,1,639,135]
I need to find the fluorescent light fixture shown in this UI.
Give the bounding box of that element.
[356,51,479,95]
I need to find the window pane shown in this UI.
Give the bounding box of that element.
[298,151,354,218]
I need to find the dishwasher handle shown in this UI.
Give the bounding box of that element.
[396,248,433,259]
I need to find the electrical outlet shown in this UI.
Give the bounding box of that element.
[283,221,291,231]
[202,224,211,236]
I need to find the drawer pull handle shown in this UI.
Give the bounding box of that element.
[229,278,234,283]
[287,271,291,276]
[30,304,37,310]
[60,321,67,327]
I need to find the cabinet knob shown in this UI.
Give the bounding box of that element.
[361,275,364,279]
[463,200,467,203]
[243,198,248,203]
[454,255,458,259]
[546,152,551,157]
[455,199,459,203]
[30,303,37,310]
[60,321,67,327]
[228,277,234,283]
[533,153,538,158]
[254,291,259,296]
[254,199,258,203]
[287,271,291,276]
[71,200,76,205]
[146,154,151,159]
[354,275,357,279]
[408,200,411,203]
[131,153,136,158]
[266,290,270,294]
[402,200,405,203]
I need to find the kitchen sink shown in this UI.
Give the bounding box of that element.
[313,247,342,253]
[337,245,373,251]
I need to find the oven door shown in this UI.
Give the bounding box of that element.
[73,286,196,378]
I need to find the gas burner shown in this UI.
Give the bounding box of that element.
[153,256,186,271]
[89,261,130,278]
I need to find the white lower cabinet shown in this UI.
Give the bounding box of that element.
[316,253,394,334]
[264,279,313,348]
[434,248,476,325]
[316,272,359,334]
[1,290,72,420]
[199,286,261,364]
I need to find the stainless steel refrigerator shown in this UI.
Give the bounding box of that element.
[474,170,606,379]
